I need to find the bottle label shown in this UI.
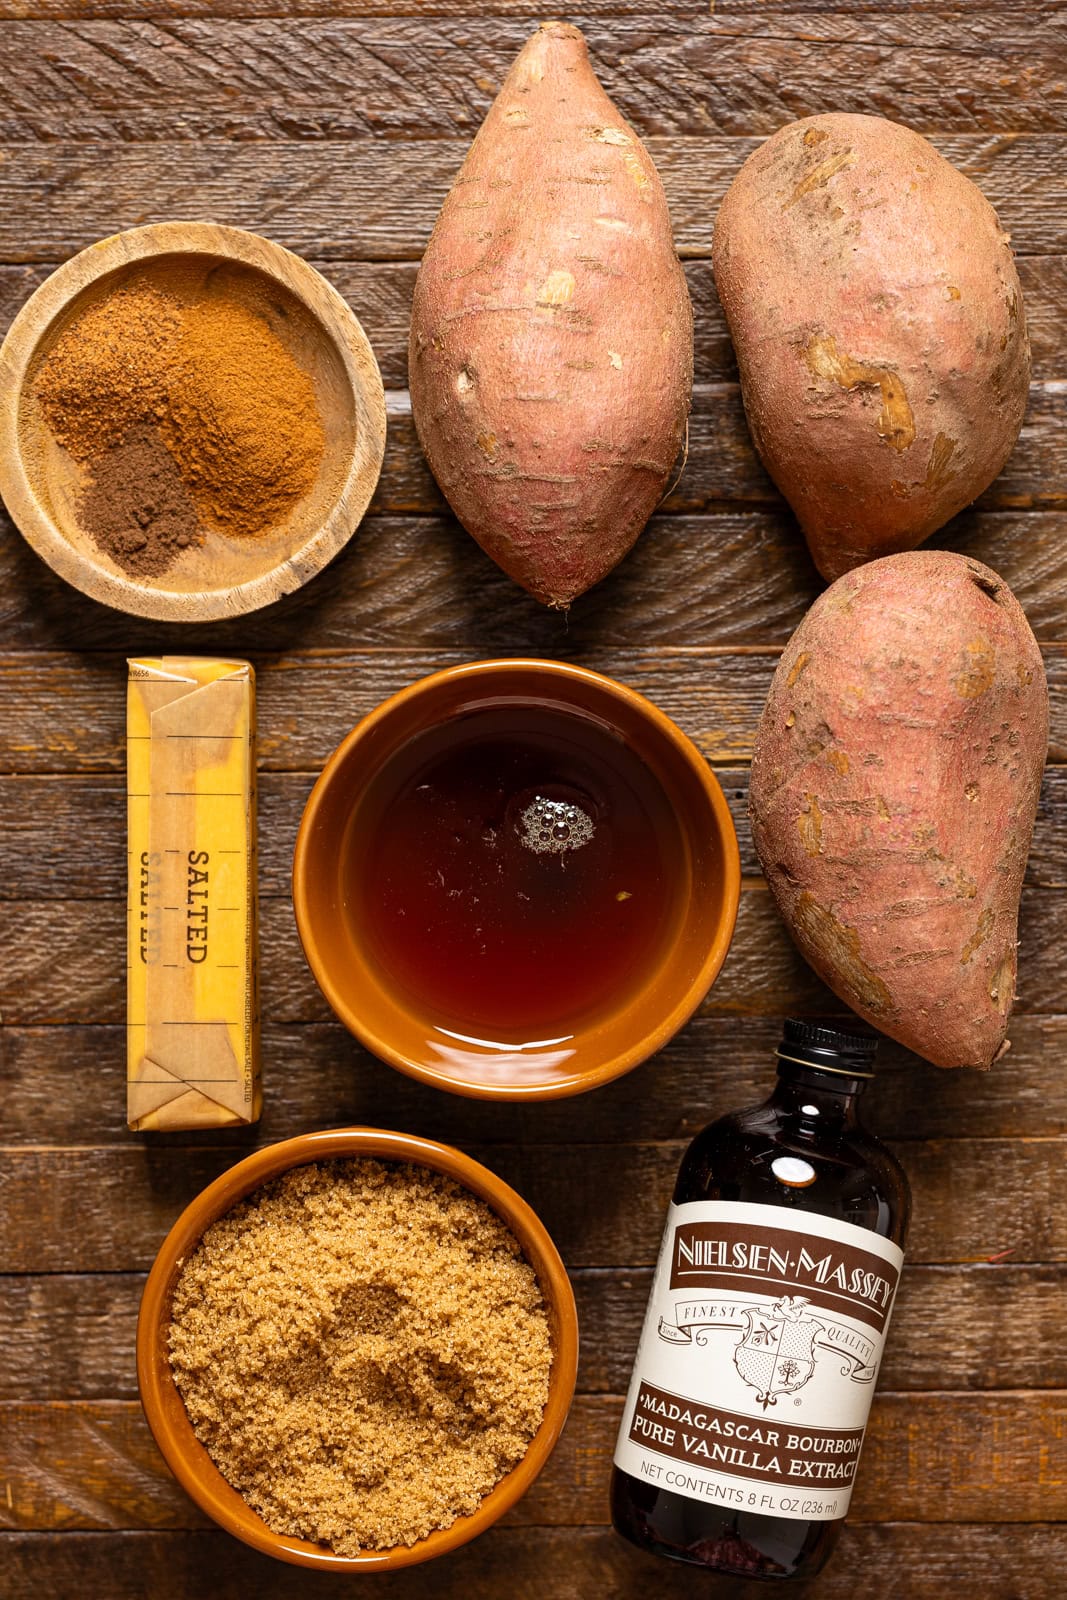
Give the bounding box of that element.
[613,1200,904,1522]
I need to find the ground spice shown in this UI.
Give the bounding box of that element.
[161,298,325,538]
[34,283,181,461]
[33,273,326,571]
[80,425,200,577]
[168,1159,552,1556]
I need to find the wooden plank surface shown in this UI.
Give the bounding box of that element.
[4,380,1066,531]
[0,15,1065,141]
[3,254,1067,385]
[5,762,1067,898]
[5,1392,1066,1529]
[6,1015,1067,1144]
[0,1136,1060,1272]
[1,1,1062,1595]
[4,882,1067,1026]
[0,0,1061,15]
[1,648,1066,774]
[6,503,1067,653]
[3,1264,1064,1398]
[0,136,1065,261]
[3,1526,1065,1600]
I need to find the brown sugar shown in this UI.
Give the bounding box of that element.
[167,1159,553,1555]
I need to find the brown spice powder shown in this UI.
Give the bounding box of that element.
[34,282,182,461]
[79,425,200,577]
[160,298,325,539]
[33,274,327,569]
[168,1159,552,1556]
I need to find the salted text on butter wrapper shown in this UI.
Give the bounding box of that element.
[127,657,261,1130]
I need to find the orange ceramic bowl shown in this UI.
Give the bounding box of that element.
[137,1127,579,1572]
[293,659,740,1100]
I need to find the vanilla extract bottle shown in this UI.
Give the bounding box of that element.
[611,1020,910,1580]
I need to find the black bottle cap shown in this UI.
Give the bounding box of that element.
[777,1018,879,1079]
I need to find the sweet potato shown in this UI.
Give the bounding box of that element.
[409,21,692,608]
[713,114,1030,581]
[749,551,1047,1069]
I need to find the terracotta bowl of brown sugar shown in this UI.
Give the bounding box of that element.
[137,1127,579,1572]
[0,221,386,621]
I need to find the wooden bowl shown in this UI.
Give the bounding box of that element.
[0,222,386,621]
[293,659,741,1099]
[137,1127,579,1572]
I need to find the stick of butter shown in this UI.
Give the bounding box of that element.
[127,657,261,1131]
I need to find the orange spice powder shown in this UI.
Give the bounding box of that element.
[162,297,325,538]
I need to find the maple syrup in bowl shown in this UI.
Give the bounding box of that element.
[293,660,740,1099]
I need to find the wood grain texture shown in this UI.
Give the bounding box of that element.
[3,1525,1066,1600]
[2,881,1063,1027]
[0,648,1064,776]
[5,502,1067,654]
[0,0,1061,24]
[6,1015,1067,1147]
[0,15,1064,141]
[5,763,1065,900]
[3,1263,1062,1401]
[579,1263,1067,1395]
[0,137,1063,262]
[2,256,1064,390]
[0,0,1062,1582]
[5,1393,1066,1529]
[6,382,1062,656]
[368,384,1067,518]
[0,1137,1061,1273]
[4,505,1067,658]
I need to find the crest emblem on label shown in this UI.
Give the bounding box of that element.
[733,1296,823,1409]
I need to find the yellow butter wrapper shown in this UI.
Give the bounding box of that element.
[127,657,261,1131]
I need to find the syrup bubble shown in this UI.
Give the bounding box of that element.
[517,792,595,856]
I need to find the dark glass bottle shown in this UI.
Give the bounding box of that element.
[611,1020,911,1581]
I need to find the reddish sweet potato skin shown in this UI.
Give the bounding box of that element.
[749,552,1048,1069]
[713,114,1030,582]
[409,21,692,608]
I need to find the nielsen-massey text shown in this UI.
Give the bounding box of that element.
[675,1233,894,1312]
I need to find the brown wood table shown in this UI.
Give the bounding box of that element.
[1,3,1064,1595]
